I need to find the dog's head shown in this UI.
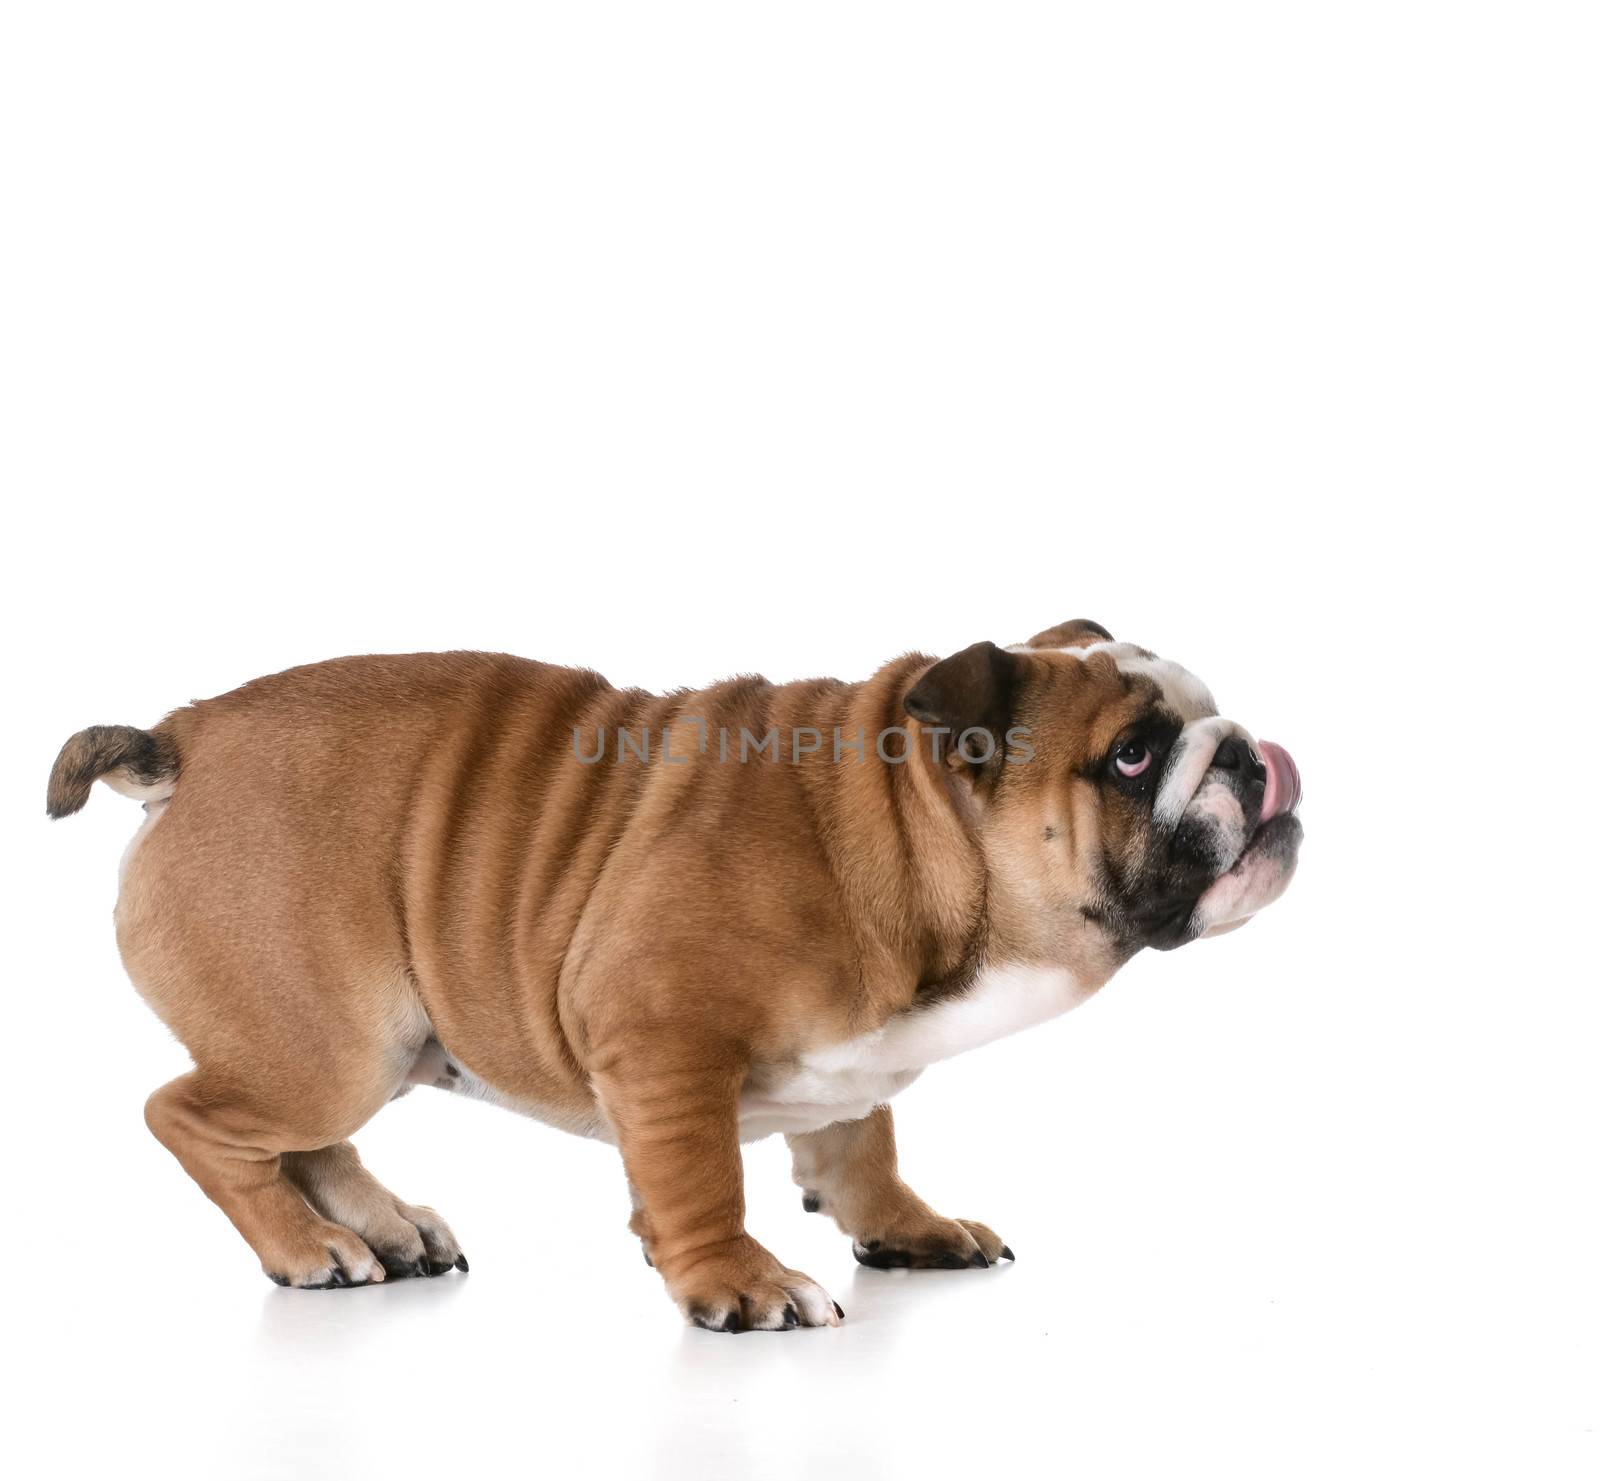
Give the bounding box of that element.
[905,619,1302,959]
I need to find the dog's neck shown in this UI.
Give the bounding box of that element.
[805,655,1120,1022]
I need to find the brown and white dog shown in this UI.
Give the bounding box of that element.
[48,619,1302,1331]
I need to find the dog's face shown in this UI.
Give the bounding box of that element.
[906,618,1303,961]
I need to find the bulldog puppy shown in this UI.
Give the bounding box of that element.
[47,619,1302,1330]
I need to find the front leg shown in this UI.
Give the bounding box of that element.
[594,1045,842,1331]
[788,1105,1015,1269]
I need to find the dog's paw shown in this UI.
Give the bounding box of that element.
[262,1223,387,1289]
[852,1216,1015,1270]
[284,1147,470,1282]
[671,1237,843,1332]
[683,1276,843,1332]
[377,1201,468,1278]
[314,1198,466,1281]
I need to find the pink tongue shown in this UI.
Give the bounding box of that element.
[1257,740,1302,822]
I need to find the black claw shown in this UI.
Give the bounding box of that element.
[323,1247,354,1288]
[781,1303,799,1329]
[454,1254,469,1273]
[969,1250,990,1268]
[832,1301,845,1320]
[720,1311,743,1334]
[641,1246,654,1267]
[1000,1245,1015,1261]
[801,1191,822,1214]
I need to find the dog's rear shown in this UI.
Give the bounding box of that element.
[46,723,180,817]
[44,661,479,1288]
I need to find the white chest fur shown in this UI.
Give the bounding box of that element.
[738,963,1097,1141]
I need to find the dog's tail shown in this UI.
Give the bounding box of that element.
[46,724,180,819]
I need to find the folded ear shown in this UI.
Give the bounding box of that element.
[1021,618,1112,649]
[904,641,1019,765]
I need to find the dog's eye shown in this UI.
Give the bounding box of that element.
[1114,741,1151,778]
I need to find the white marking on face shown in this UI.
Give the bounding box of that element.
[740,964,1096,1140]
[1011,640,1250,828]
[1153,715,1257,829]
[1115,655,1218,724]
[1183,776,1251,870]
[1009,641,1219,723]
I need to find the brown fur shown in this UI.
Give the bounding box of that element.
[1022,617,1116,650]
[789,1108,1008,1268]
[46,723,178,818]
[50,633,1195,1323]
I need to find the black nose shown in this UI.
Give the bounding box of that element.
[1213,736,1266,783]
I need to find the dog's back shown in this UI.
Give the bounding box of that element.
[48,652,618,1090]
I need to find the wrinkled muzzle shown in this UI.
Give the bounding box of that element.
[1157,719,1304,942]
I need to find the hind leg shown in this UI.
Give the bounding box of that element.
[144,1073,397,1287]
[282,1142,467,1279]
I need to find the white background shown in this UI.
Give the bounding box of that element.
[3,4,1596,1478]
